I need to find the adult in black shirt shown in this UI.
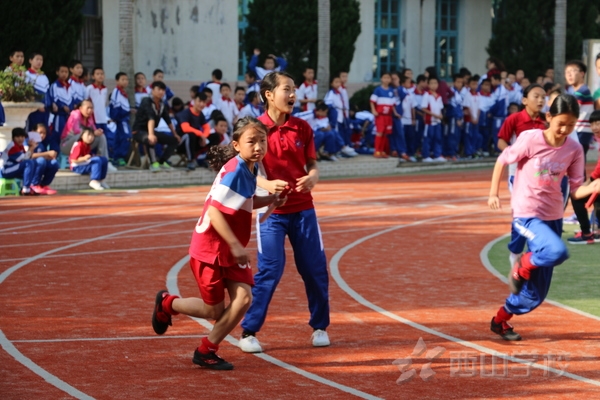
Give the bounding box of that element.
[132,81,180,171]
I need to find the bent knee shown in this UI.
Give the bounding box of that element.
[548,243,569,265]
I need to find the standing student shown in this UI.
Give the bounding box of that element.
[390,71,409,160]
[444,74,464,159]
[497,84,547,264]
[400,76,417,161]
[370,72,400,158]
[413,75,427,157]
[46,64,73,153]
[0,128,36,195]
[134,72,150,108]
[147,69,175,105]
[489,73,509,153]
[69,127,109,190]
[324,75,357,157]
[218,83,239,132]
[594,53,600,110]
[5,49,25,73]
[152,118,286,370]
[477,79,495,156]
[488,94,600,340]
[247,48,287,81]
[297,67,318,112]
[420,77,445,162]
[86,67,114,160]
[109,72,132,165]
[132,81,180,172]
[462,77,481,158]
[234,86,246,112]
[25,52,50,131]
[238,71,331,353]
[205,69,224,110]
[68,60,86,108]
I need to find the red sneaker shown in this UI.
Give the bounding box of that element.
[42,186,57,195]
[30,185,47,195]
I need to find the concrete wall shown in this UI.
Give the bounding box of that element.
[349,0,375,83]
[133,0,238,81]
[459,0,492,76]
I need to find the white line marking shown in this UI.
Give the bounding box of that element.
[329,211,600,388]
[0,218,192,400]
[167,256,382,400]
[12,335,205,343]
[480,233,600,323]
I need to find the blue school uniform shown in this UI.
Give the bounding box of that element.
[444,87,463,157]
[390,86,407,155]
[489,84,508,151]
[109,87,132,160]
[47,80,73,152]
[25,69,50,130]
[31,143,59,187]
[0,141,35,187]
[247,54,288,81]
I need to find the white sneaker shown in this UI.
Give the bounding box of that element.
[422,157,434,162]
[433,156,447,162]
[239,335,263,353]
[408,156,417,162]
[329,155,339,162]
[89,180,104,191]
[100,181,110,189]
[311,329,330,347]
[341,146,357,156]
[107,162,118,173]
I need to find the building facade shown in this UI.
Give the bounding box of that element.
[97,0,492,94]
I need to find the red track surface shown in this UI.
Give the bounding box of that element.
[1,169,599,399]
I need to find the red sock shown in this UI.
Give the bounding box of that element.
[518,252,537,280]
[374,135,382,152]
[198,336,219,354]
[494,306,513,324]
[161,294,180,316]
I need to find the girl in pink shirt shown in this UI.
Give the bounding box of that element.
[487,94,600,341]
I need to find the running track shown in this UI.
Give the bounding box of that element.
[1,169,599,399]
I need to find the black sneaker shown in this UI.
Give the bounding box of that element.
[193,349,234,370]
[490,317,522,341]
[508,257,526,295]
[152,290,172,335]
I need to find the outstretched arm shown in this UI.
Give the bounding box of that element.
[488,158,505,210]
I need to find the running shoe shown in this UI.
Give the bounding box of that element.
[311,329,330,347]
[193,349,234,370]
[150,162,161,172]
[490,318,521,341]
[567,232,595,245]
[238,335,263,353]
[152,290,172,335]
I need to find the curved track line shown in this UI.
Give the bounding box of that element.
[329,211,600,388]
[0,218,193,400]
[167,256,382,400]
[480,234,600,322]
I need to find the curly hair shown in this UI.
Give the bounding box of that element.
[206,116,268,171]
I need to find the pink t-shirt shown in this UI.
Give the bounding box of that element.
[498,129,584,220]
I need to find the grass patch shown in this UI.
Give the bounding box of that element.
[487,224,600,317]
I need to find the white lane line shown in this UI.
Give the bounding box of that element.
[12,335,204,343]
[329,210,600,388]
[167,256,382,400]
[0,218,193,400]
[480,234,600,323]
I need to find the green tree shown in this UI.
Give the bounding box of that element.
[488,0,600,79]
[0,0,84,82]
[243,0,361,84]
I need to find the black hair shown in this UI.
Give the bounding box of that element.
[315,99,329,111]
[134,72,146,87]
[487,57,505,71]
[468,77,479,84]
[452,73,463,81]
[194,91,208,102]
[459,67,471,76]
[329,74,341,85]
[190,85,200,93]
[28,52,42,60]
[153,69,164,76]
[400,75,412,85]
[235,86,246,93]
[548,94,579,119]
[260,71,296,110]
[304,66,315,72]
[220,82,231,91]
[246,91,259,103]
[212,69,223,80]
[115,72,127,81]
[508,102,520,109]
[210,109,225,121]
[490,73,502,81]
[425,66,438,79]
[90,67,102,76]
[69,59,82,69]
[589,110,600,124]
[400,68,412,76]
[207,117,268,172]
[202,87,213,95]
[472,74,481,81]
[12,127,27,139]
[78,127,94,142]
[171,97,184,111]
[9,49,24,58]
[380,71,391,79]
[245,70,257,80]
[416,74,427,84]
[56,63,69,71]
[543,82,554,93]
[150,81,166,90]
[565,60,586,74]
[480,78,491,87]
[522,83,544,98]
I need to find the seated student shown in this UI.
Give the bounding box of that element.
[210,116,231,147]
[218,83,239,132]
[176,92,211,170]
[187,85,200,106]
[29,124,59,195]
[296,100,343,161]
[60,99,116,171]
[134,72,151,108]
[234,86,246,112]
[347,106,376,152]
[132,81,181,172]
[69,127,109,190]
[238,91,262,119]
[68,60,86,108]
[244,70,260,102]
[201,87,217,120]
[147,69,175,105]
[0,128,36,195]
[109,72,132,166]
[247,48,287,80]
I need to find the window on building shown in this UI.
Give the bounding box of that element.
[373,0,401,80]
[435,0,459,80]
[238,0,252,80]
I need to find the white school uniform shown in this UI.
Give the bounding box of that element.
[85,84,109,124]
